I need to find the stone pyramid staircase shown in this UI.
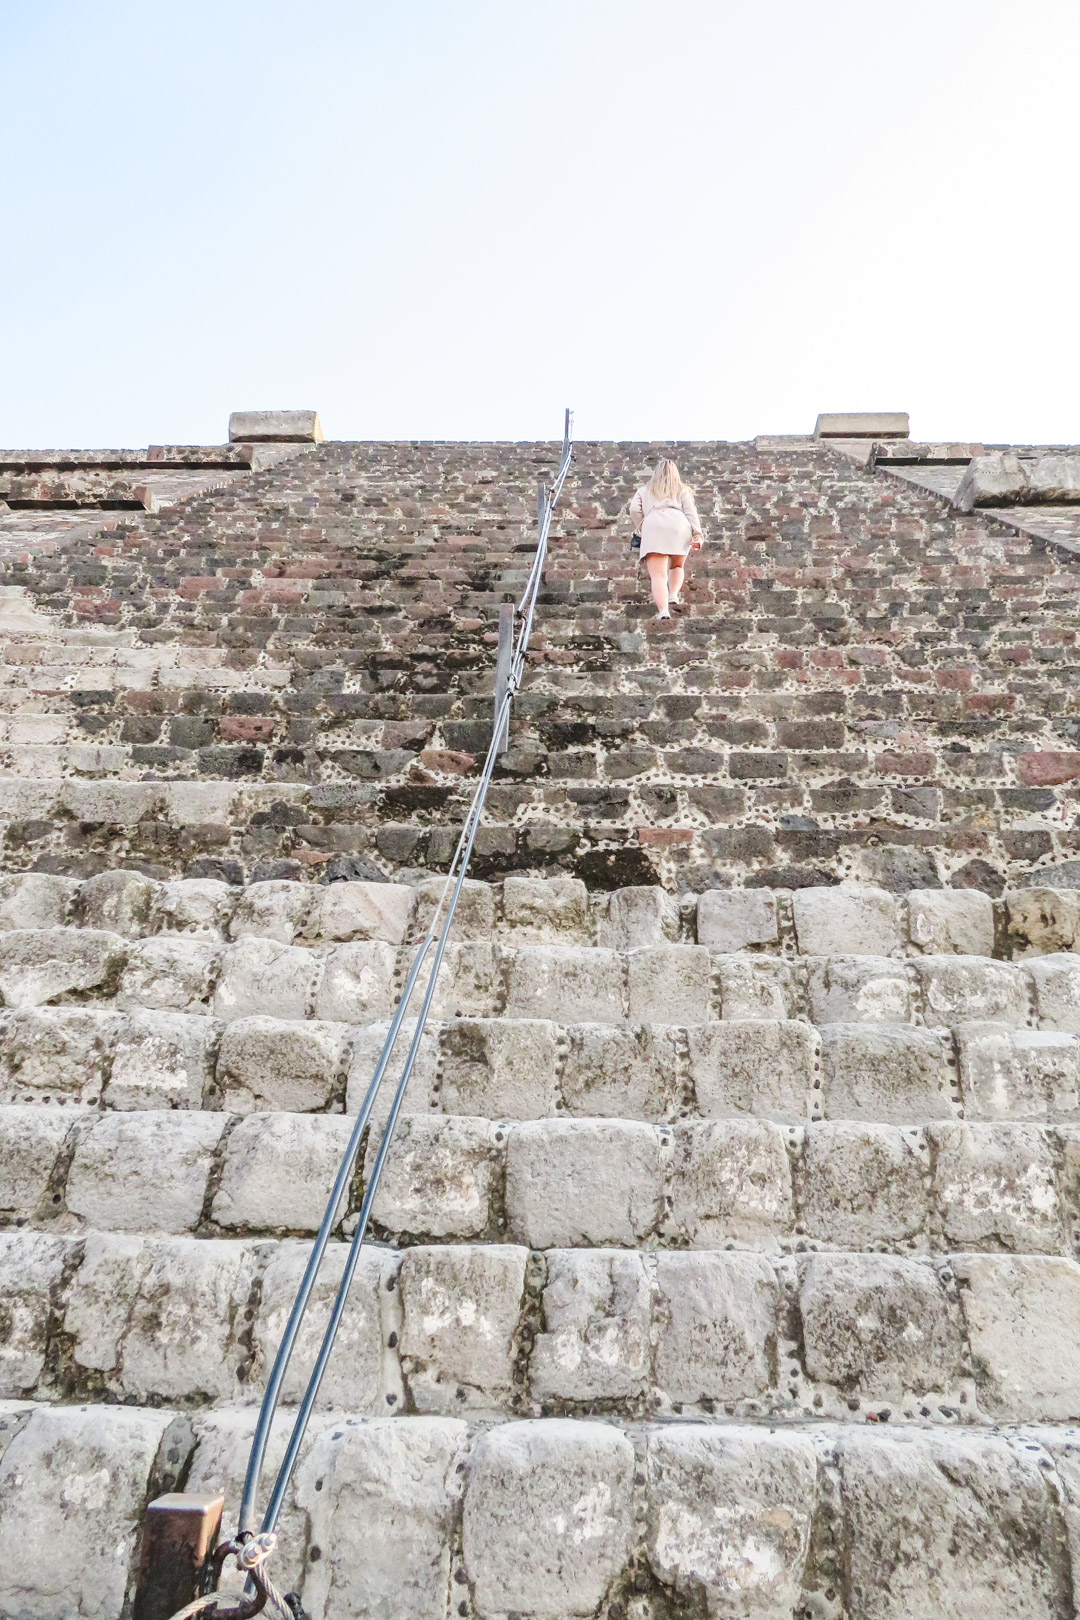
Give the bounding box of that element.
[2,423,1080,1619]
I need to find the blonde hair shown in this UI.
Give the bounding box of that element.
[649,458,684,500]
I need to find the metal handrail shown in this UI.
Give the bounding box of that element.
[235,409,574,1560]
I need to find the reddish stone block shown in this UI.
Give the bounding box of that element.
[636,827,694,846]
[1018,751,1080,787]
[220,716,275,742]
[874,751,936,778]
[419,749,476,776]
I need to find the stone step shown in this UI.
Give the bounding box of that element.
[3,1227,1080,1425]
[7,1404,1080,1620]
[5,1102,1078,1258]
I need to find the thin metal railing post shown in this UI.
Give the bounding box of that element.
[493,602,514,754]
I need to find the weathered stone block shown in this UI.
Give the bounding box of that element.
[0,872,76,932]
[653,1252,779,1404]
[0,1232,67,1393]
[506,1119,661,1248]
[646,1426,816,1618]
[1028,953,1080,1032]
[118,936,218,1014]
[716,954,800,1020]
[462,1420,635,1618]
[688,1019,818,1122]
[0,927,126,1009]
[954,1253,1080,1419]
[0,1007,119,1105]
[229,408,323,441]
[815,410,909,437]
[958,1024,1080,1119]
[440,1017,558,1119]
[314,939,398,1023]
[626,943,713,1023]
[807,956,913,1024]
[368,1115,500,1240]
[560,1022,679,1120]
[1004,888,1080,958]
[66,1109,225,1232]
[112,1236,255,1401]
[696,887,779,952]
[251,1240,398,1409]
[345,1017,440,1130]
[107,1009,217,1110]
[799,1254,962,1398]
[293,1418,467,1620]
[62,1232,151,1375]
[217,1015,350,1113]
[0,1104,77,1215]
[531,1249,651,1402]
[314,879,412,943]
[213,1112,354,1231]
[906,887,995,957]
[407,876,495,942]
[666,1119,793,1249]
[0,1405,174,1620]
[599,886,679,949]
[399,1244,527,1411]
[800,1122,929,1248]
[501,875,588,942]
[76,868,158,938]
[228,878,317,944]
[506,947,624,1023]
[930,1121,1062,1251]
[214,937,319,1021]
[914,955,1030,1026]
[793,886,901,956]
[954,448,1080,510]
[151,877,236,937]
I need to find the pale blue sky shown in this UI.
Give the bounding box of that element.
[2,0,1078,447]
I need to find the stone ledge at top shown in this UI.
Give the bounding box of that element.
[228,410,324,444]
[814,411,909,439]
[954,450,1080,511]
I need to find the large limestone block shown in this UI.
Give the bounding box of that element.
[217,1015,351,1113]
[76,869,158,938]
[368,1115,501,1240]
[913,955,1030,1026]
[838,1429,1068,1620]
[688,1019,819,1122]
[505,1119,661,1248]
[345,1017,440,1129]
[906,887,995,957]
[954,448,1080,510]
[954,1253,1080,1419]
[666,1119,793,1249]
[62,1232,152,1375]
[229,407,323,441]
[696,887,779,952]
[312,939,399,1023]
[0,872,76,932]
[531,1249,651,1402]
[501,875,588,942]
[117,935,218,1014]
[440,1017,558,1118]
[807,956,913,1024]
[1028,953,1080,1032]
[59,779,160,824]
[820,1024,955,1122]
[646,1426,816,1618]
[214,936,319,1021]
[799,1254,963,1399]
[293,1418,468,1620]
[0,1007,119,1105]
[957,1024,1080,1119]
[793,886,901,956]
[653,1252,779,1405]
[213,1112,354,1231]
[228,878,317,944]
[0,1404,174,1620]
[66,1109,225,1232]
[799,1122,929,1248]
[506,946,624,1023]
[0,1104,78,1215]
[626,943,713,1023]
[561,1022,679,1121]
[1005,888,1080,958]
[419,941,501,1020]
[716,954,800,1020]
[599,885,679,949]
[407,876,495,943]
[107,1009,217,1109]
[399,1244,527,1411]
[930,1122,1062,1252]
[0,927,126,1008]
[462,1420,635,1619]
[151,877,236,937]
[314,879,413,943]
[0,1232,68,1393]
[251,1240,400,1409]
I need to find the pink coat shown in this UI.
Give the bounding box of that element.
[628,483,704,558]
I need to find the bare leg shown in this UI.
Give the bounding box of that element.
[645,554,670,614]
[668,559,686,601]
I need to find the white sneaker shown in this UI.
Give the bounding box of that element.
[655,609,671,621]
[668,595,683,611]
